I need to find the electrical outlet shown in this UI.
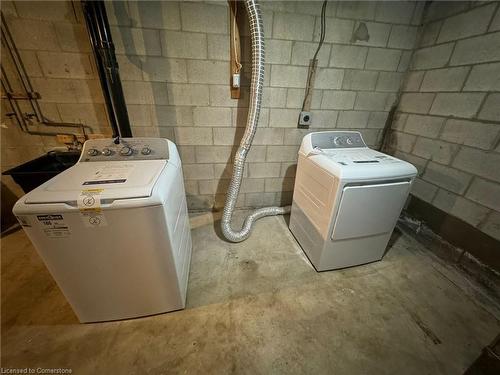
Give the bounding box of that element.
[298,111,312,128]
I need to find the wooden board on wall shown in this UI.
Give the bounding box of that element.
[229,0,241,99]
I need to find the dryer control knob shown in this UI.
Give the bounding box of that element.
[101,148,113,156]
[334,136,343,146]
[141,147,152,155]
[346,137,353,145]
[88,148,99,156]
[120,146,133,156]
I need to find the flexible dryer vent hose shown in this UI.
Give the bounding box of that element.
[221,0,290,243]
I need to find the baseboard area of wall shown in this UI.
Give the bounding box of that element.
[404,196,500,271]
[399,195,500,304]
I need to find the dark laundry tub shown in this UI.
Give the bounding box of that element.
[2,150,81,193]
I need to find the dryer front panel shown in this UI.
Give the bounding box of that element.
[331,181,411,241]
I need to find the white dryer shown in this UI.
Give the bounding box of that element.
[13,138,192,322]
[289,131,417,271]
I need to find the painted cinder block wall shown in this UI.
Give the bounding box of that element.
[385,1,500,241]
[2,1,499,243]
[106,0,424,211]
[0,0,111,196]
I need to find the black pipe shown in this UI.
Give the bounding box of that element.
[82,0,132,138]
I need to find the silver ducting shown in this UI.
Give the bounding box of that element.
[221,0,291,243]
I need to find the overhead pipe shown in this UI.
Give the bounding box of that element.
[1,73,78,138]
[221,0,290,243]
[0,12,92,136]
[1,13,43,123]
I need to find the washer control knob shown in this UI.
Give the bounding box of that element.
[88,148,99,156]
[101,148,113,156]
[141,147,152,155]
[334,136,343,146]
[120,146,133,156]
[346,137,353,145]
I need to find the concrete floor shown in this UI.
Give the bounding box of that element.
[2,211,499,374]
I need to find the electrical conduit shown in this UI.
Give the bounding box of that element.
[221,0,290,243]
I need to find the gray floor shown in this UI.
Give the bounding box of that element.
[2,212,499,374]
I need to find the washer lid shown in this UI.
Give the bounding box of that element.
[24,160,166,204]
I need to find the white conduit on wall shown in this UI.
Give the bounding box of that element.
[221,0,291,243]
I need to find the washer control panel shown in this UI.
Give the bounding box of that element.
[311,131,366,150]
[80,138,170,162]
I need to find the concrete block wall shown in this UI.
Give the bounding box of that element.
[107,0,424,211]
[386,1,500,241]
[1,0,110,196]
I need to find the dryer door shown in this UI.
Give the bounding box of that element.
[331,181,411,240]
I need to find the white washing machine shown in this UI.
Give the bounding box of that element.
[13,138,192,322]
[289,131,417,271]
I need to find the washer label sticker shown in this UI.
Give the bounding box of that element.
[81,211,108,228]
[83,164,134,185]
[77,189,103,212]
[78,189,108,228]
[36,214,71,238]
[76,189,108,228]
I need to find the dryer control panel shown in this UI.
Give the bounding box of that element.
[311,131,366,149]
[80,138,170,162]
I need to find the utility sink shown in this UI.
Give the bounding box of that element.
[2,150,80,193]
